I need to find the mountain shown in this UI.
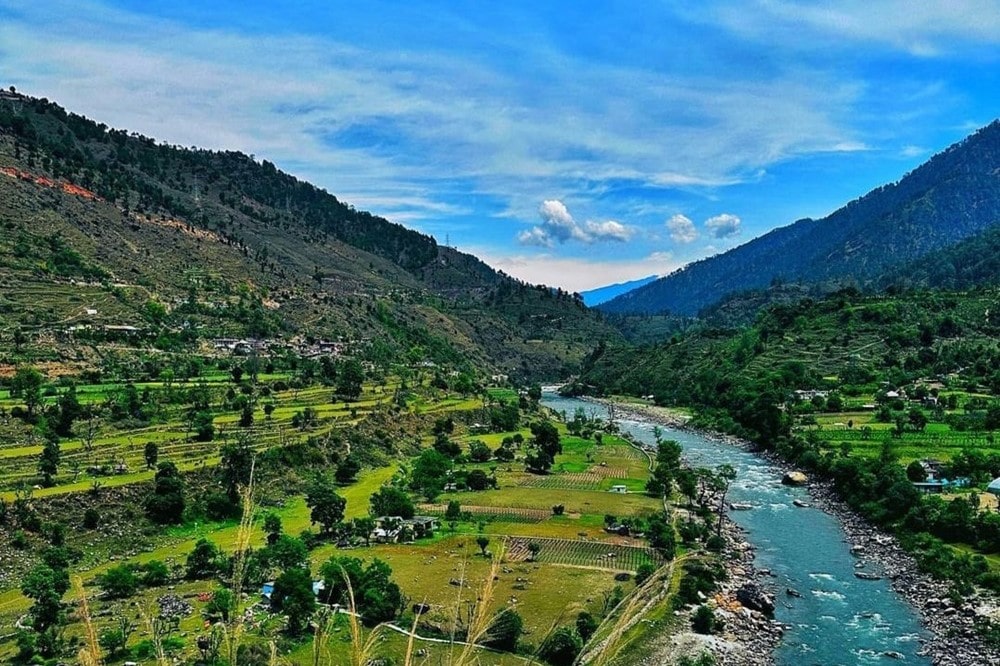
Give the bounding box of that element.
[879,223,1000,291]
[599,121,1000,316]
[579,275,658,306]
[0,90,620,380]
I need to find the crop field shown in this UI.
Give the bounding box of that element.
[803,416,1000,463]
[506,536,663,572]
[518,471,604,490]
[0,379,408,493]
[590,464,630,479]
[442,485,661,517]
[602,444,648,461]
[417,504,550,523]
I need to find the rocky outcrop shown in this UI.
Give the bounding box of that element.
[736,583,775,615]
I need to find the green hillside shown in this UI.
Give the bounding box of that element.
[0,91,619,380]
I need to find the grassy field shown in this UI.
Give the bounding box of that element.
[0,377,672,665]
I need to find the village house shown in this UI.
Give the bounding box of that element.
[794,389,830,401]
[371,515,439,543]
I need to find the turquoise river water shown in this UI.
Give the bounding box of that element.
[542,393,931,666]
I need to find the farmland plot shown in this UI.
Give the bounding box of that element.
[417,504,550,523]
[506,536,663,572]
[518,472,603,490]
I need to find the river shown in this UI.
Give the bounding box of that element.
[542,393,931,666]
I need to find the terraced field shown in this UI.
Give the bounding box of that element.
[0,380,400,493]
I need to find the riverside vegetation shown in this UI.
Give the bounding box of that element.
[568,287,1000,650]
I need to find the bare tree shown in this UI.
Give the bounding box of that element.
[78,407,100,460]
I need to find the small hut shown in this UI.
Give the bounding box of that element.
[987,478,1000,497]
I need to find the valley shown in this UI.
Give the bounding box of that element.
[2,83,1000,666]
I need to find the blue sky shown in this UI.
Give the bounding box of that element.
[1,1,998,291]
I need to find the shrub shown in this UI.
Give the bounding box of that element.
[82,508,100,529]
[467,469,491,491]
[483,609,523,652]
[132,639,156,660]
[185,539,223,580]
[99,564,139,599]
[204,587,234,621]
[575,611,598,641]
[144,462,185,525]
[538,627,583,666]
[706,534,725,552]
[204,491,240,520]
[635,562,657,586]
[12,530,30,549]
[142,560,170,587]
[691,604,721,634]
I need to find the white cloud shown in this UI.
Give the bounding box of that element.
[705,1,1000,56]
[666,214,699,243]
[539,199,589,243]
[517,227,554,248]
[518,200,632,246]
[705,213,741,238]
[476,250,679,292]
[584,220,633,242]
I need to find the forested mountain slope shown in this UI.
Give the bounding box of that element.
[572,289,1000,441]
[600,121,1000,316]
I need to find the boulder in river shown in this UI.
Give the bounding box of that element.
[854,571,882,581]
[782,471,808,486]
[736,582,776,615]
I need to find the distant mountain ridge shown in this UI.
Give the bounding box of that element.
[579,275,658,306]
[599,120,1000,315]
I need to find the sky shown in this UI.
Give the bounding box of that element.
[1,1,998,292]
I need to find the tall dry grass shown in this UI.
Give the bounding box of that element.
[138,602,170,666]
[401,603,426,666]
[333,538,512,666]
[575,555,688,666]
[343,574,385,666]
[449,538,506,666]
[221,460,258,665]
[73,575,102,666]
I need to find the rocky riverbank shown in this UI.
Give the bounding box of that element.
[597,399,782,665]
[710,516,783,666]
[806,480,999,666]
[634,490,781,666]
[597,397,999,666]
